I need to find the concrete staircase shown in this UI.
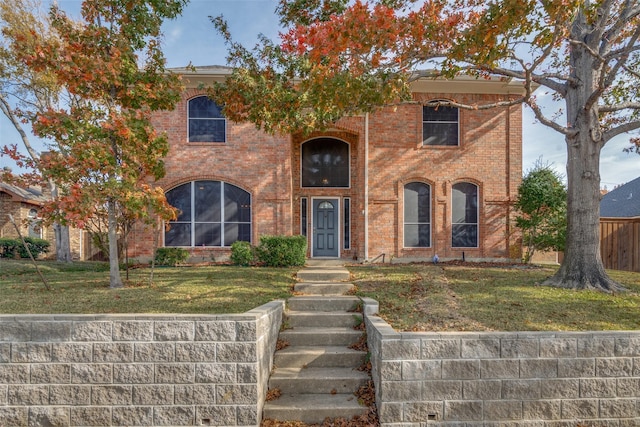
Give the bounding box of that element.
[262,260,370,424]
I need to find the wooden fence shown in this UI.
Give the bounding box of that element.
[600,217,640,272]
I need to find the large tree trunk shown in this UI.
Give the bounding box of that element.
[543,14,624,293]
[108,199,123,288]
[543,129,624,292]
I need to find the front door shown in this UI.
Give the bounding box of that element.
[312,199,339,257]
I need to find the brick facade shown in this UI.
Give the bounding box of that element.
[0,185,83,260]
[129,68,523,262]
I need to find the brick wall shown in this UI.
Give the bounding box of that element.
[134,85,522,263]
[364,301,640,426]
[0,301,283,426]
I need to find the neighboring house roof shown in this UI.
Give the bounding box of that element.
[0,182,49,206]
[600,176,640,218]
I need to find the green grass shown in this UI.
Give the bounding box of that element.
[0,259,296,314]
[349,263,640,332]
[3,259,640,332]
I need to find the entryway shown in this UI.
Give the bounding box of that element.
[312,198,339,257]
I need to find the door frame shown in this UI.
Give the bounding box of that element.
[311,197,340,258]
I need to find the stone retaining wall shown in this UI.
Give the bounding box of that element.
[363,300,640,426]
[0,300,284,427]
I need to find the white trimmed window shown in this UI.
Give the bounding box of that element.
[188,96,226,142]
[422,101,459,146]
[404,182,431,247]
[165,181,251,247]
[452,182,478,247]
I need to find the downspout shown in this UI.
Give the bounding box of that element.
[364,113,369,261]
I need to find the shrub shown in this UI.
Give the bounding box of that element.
[230,241,254,266]
[0,237,50,259]
[256,235,306,267]
[154,247,190,266]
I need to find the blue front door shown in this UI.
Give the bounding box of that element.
[313,199,339,257]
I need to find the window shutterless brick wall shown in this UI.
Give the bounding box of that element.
[0,301,283,427]
[133,88,522,262]
[363,299,640,426]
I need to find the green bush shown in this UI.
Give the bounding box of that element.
[255,235,306,267]
[154,247,190,266]
[0,237,50,259]
[230,241,254,266]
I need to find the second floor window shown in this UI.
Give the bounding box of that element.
[423,101,459,146]
[188,96,225,143]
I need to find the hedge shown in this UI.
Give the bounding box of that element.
[0,237,50,259]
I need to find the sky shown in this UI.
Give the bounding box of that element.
[1,0,639,189]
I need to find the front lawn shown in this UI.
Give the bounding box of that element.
[0,259,296,314]
[2,259,639,332]
[349,263,640,332]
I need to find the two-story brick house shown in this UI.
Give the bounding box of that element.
[126,66,524,262]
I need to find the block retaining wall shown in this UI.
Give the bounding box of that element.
[362,298,640,426]
[0,300,284,427]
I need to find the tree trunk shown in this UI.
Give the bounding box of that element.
[543,16,624,293]
[53,223,73,263]
[543,129,624,292]
[108,199,123,288]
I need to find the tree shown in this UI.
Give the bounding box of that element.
[3,0,186,288]
[0,0,73,263]
[515,161,567,264]
[212,0,640,292]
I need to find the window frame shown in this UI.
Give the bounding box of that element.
[343,197,351,250]
[451,182,479,248]
[422,100,460,147]
[187,95,226,143]
[403,182,432,248]
[300,138,351,188]
[300,197,308,237]
[164,180,251,248]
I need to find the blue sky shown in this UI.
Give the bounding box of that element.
[1,0,639,189]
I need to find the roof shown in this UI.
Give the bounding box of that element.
[170,65,531,96]
[0,182,49,206]
[600,176,640,218]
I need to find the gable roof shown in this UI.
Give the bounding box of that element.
[0,182,49,206]
[600,176,640,218]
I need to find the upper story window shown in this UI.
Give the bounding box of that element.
[404,182,431,248]
[452,182,478,248]
[301,138,350,188]
[188,96,226,143]
[423,101,459,146]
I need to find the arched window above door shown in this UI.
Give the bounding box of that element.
[301,138,350,188]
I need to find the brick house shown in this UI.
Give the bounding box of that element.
[127,66,524,262]
[0,182,84,259]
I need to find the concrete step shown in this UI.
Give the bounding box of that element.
[279,328,363,347]
[288,296,361,312]
[269,367,369,394]
[263,393,367,424]
[274,346,366,368]
[304,259,345,267]
[294,282,355,295]
[296,268,351,282]
[286,311,362,328]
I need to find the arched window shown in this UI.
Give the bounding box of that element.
[404,182,431,247]
[301,138,349,187]
[452,182,478,247]
[165,181,251,247]
[188,96,225,142]
[423,100,459,146]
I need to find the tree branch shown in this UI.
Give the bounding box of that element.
[602,119,640,142]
